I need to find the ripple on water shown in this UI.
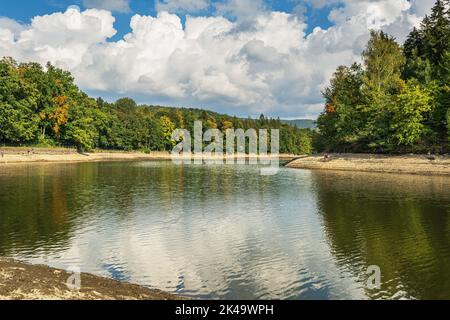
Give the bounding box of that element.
[1,162,449,299]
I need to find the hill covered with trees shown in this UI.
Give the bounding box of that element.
[0,58,312,155]
[2,0,448,157]
[281,119,316,129]
[315,0,450,154]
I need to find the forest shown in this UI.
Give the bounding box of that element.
[0,58,312,155]
[1,0,448,156]
[315,0,450,154]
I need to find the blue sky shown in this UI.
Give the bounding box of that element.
[0,0,433,118]
[0,0,335,40]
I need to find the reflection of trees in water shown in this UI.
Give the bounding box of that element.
[0,162,284,257]
[311,171,450,299]
[0,164,79,255]
[0,162,138,255]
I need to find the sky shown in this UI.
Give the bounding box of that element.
[0,0,436,119]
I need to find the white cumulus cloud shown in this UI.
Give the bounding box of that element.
[0,1,434,118]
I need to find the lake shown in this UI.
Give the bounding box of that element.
[0,161,449,299]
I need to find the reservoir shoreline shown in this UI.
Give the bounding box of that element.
[0,258,183,300]
[0,147,448,176]
[286,153,450,176]
[0,147,295,165]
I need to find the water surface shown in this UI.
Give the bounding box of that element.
[0,161,449,299]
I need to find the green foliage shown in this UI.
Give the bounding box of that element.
[64,100,100,152]
[446,107,450,146]
[0,58,40,144]
[391,82,432,146]
[0,57,311,155]
[421,1,450,68]
[317,63,366,151]
[363,31,405,95]
[315,0,450,154]
[159,116,176,150]
[280,119,315,129]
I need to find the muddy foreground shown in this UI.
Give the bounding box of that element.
[0,258,181,300]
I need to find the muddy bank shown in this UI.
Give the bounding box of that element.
[0,147,295,165]
[0,149,173,165]
[286,154,450,176]
[0,258,182,300]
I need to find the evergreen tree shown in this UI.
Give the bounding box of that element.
[403,27,431,81]
[421,1,450,69]
[404,27,424,60]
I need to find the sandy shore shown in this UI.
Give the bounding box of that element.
[3,148,448,176]
[286,153,450,176]
[0,147,294,165]
[0,149,173,164]
[0,258,182,300]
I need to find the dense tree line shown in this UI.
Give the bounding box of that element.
[0,57,312,154]
[316,0,450,154]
